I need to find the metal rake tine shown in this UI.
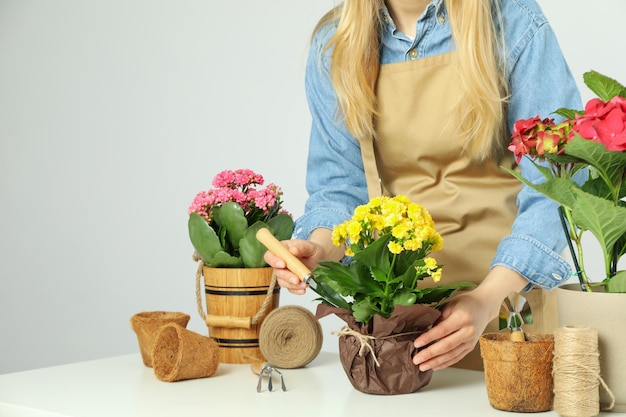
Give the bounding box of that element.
[267,371,273,392]
[274,369,287,391]
[256,372,264,392]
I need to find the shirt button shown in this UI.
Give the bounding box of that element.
[438,14,446,24]
[408,49,418,59]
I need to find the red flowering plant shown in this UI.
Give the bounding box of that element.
[507,71,626,293]
[188,169,294,268]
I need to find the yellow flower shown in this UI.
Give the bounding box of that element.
[391,223,410,240]
[430,267,443,283]
[424,257,437,270]
[333,195,443,257]
[403,237,422,251]
[431,234,444,251]
[387,241,403,254]
[352,205,369,222]
[332,223,347,246]
[347,220,363,244]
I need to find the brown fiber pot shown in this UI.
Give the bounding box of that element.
[479,332,554,412]
[152,323,219,382]
[130,311,191,367]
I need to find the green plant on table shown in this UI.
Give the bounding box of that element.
[311,195,475,323]
[506,70,626,293]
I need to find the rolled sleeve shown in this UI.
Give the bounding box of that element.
[492,234,572,291]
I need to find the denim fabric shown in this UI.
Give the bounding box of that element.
[295,0,582,290]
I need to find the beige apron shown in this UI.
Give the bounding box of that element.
[359,52,557,370]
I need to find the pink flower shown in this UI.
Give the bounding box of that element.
[188,191,214,219]
[212,169,265,189]
[254,184,280,213]
[189,169,291,224]
[234,169,263,188]
[212,170,237,188]
[574,96,626,151]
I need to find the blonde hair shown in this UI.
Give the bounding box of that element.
[314,0,508,161]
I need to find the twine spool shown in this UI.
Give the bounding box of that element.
[259,305,323,368]
[553,326,615,417]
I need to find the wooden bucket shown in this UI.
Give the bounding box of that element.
[201,267,280,364]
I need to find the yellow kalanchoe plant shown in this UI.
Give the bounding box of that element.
[312,195,474,323]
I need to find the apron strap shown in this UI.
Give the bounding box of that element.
[358,135,384,200]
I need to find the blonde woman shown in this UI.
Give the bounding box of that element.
[265,0,581,370]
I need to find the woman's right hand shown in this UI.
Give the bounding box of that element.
[262,239,325,295]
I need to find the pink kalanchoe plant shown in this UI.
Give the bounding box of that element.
[506,71,626,293]
[188,169,294,268]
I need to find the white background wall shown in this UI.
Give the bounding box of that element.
[1,0,624,374]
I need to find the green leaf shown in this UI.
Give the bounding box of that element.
[607,271,626,293]
[393,288,417,307]
[569,188,626,256]
[369,266,388,283]
[352,298,377,323]
[352,234,392,274]
[581,176,613,201]
[506,164,626,276]
[239,221,270,268]
[553,107,582,120]
[212,202,247,250]
[312,260,386,311]
[583,70,626,101]
[397,263,419,288]
[350,263,386,296]
[188,212,222,264]
[416,282,476,306]
[266,213,294,241]
[565,135,626,195]
[394,248,426,277]
[314,261,362,295]
[209,250,243,267]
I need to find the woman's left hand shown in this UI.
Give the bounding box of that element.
[411,290,492,371]
[411,266,528,371]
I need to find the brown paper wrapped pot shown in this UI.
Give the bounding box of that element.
[316,303,441,395]
[479,332,554,412]
[152,323,219,382]
[130,311,190,367]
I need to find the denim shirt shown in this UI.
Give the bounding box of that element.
[295,0,582,290]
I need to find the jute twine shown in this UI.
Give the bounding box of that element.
[259,305,323,368]
[332,326,424,367]
[193,252,277,325]
[553,326,615,417]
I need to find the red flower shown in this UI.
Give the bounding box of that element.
[508,116,572,163]
[574,96,626,151]
[509,116,543,163]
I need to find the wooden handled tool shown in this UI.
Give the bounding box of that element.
[255,228,316,287]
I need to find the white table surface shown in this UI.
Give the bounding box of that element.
[0,351,621,417]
